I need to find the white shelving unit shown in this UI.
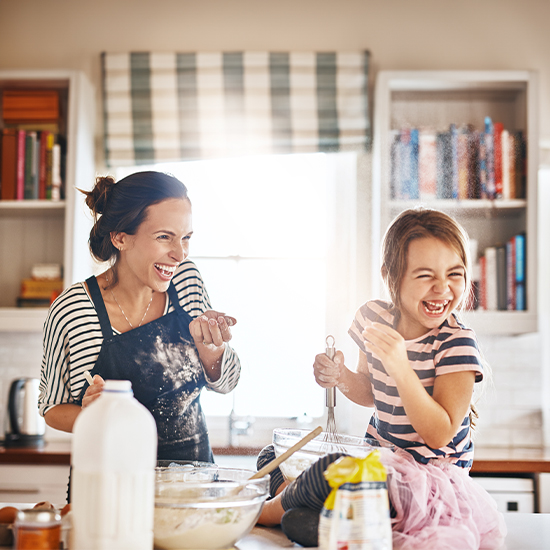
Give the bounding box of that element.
[372,70,538,335]
[0,70,95,331]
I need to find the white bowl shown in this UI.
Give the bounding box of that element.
[273,428,394,482]
[154,466,269,550]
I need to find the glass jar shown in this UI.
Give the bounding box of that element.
[14,509,61,550]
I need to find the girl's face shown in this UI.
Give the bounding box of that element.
[397,236,466,340]
[116,197,193,292]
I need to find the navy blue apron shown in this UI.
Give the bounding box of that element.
[78,275,214,463]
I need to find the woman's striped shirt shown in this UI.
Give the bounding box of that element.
[348,300,483,469]
[39,259,241,417]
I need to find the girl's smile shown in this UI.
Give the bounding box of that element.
[397,237,466,340]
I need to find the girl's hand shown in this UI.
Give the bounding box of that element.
[313,350,345,388]
[362,323,409,380]
[82,375,105,408]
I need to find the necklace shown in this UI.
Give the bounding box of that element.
[105,274,154,329]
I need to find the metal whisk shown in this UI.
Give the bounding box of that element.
[323,335,343,448]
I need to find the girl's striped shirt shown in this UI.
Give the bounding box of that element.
[348,299,483,469]
[39,259,241,417]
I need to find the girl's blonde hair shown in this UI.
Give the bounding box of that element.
[381,207,472,312]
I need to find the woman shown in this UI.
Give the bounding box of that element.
[39,171,240,462]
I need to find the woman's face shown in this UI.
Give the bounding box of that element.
[118,197,193,292]
[397,236,466,340]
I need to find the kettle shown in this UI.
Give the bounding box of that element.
[4,378,45,447]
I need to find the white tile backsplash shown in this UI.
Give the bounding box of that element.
[0,329,545,449]
[0,331,43,437]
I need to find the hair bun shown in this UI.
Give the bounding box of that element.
[85,176,116,215]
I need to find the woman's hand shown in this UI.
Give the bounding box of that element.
[362,323,410,381]
[82,375,105,408]
[313,350,345,389]
[190,310,236,349]
[190,310,237,380]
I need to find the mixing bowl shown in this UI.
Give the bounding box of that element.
[273,428,394,481]
[154,465,269,550]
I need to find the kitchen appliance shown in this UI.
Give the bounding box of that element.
[4,377,45,447]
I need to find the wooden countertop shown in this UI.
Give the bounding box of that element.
[0,441,263,465]
[3,442,550,475]
[0,441,71,465]
[471,447,550,474]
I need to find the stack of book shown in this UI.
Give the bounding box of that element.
[390,118,526,201]
[0,90,65,201]
[17,263,63,308]
[473,233,526,311]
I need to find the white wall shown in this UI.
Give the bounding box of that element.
[1,0,549,449]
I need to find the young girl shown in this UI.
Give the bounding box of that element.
[257,208,506,549]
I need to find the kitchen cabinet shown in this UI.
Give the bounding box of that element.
[0,464,69,506]
[372,70,538,334]
[0,70,95,332]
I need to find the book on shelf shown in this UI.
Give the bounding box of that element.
[467,126,481,199]
[24,131,37,199]
[0,128,62,201]
[389,119,526,202]
[436,130,453,199]
[514,233,526,310]
[51,143,62,200]
[16,129,25,200]
[484,246,498,311]
[457,127,469,200]
[506,237,516,310]
[483,117,495,199]
[31,263,62,279]
[1,128,17,200]
[20,277,63,299]
[479,255,487,311]
[2,90,59,122]
[477,233,526,312]
[493,122,504,198]
[418,132,437,200]
[496,244,507,310]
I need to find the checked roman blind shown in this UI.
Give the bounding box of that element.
[102,51,370,166]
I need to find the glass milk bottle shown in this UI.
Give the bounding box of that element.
[71,380,157,550]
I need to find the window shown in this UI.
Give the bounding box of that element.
[116,152,360,442]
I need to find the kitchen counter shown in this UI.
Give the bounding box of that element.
[3,442,550,472]
[0,441,71,465]
[471,447,550,474]
[0,442,264,465]
[0,502,548,549]
[241,516,549,550]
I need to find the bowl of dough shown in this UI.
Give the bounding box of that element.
[154,464,269,550]
[273,428,395,482]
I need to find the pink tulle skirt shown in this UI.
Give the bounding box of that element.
[379,448,507,550]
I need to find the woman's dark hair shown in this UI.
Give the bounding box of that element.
[79,171,189,286]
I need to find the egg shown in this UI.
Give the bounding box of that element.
[33,501,55,510]
[0,506,18,524]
